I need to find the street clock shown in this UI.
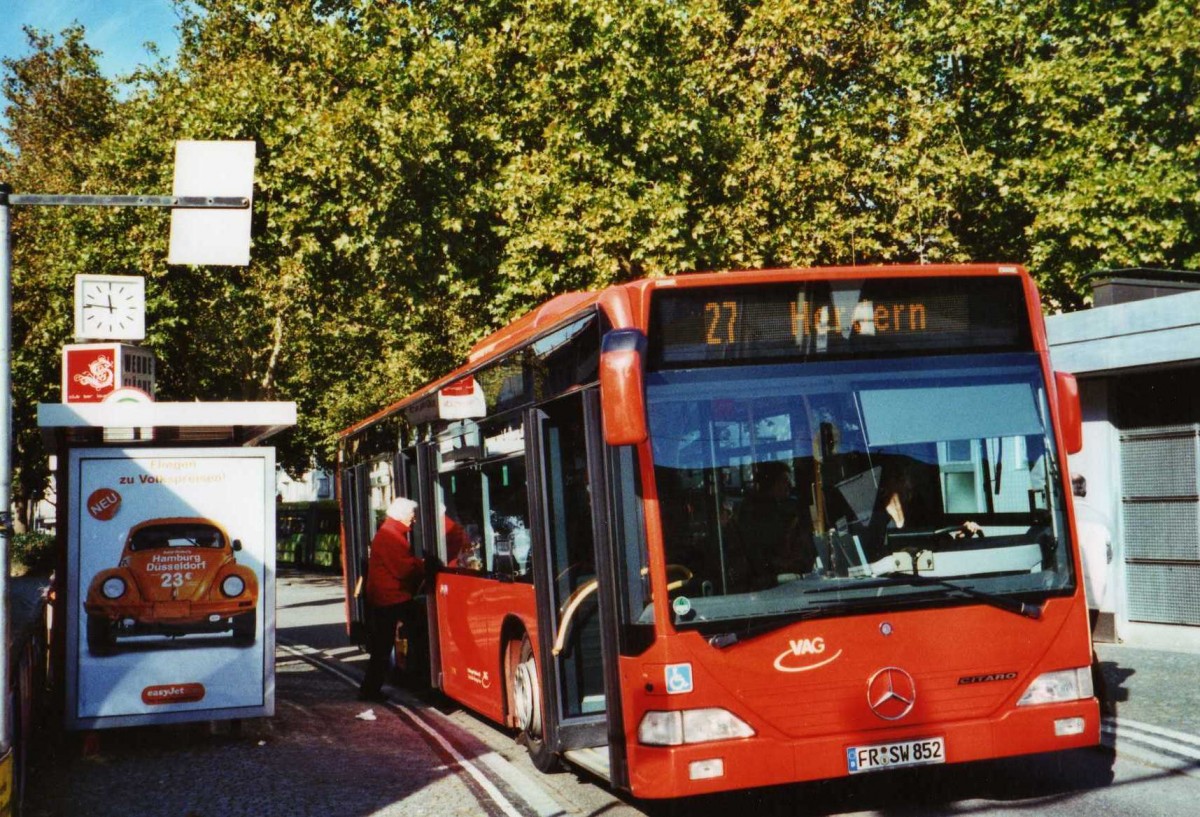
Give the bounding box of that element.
[74,274,146,341]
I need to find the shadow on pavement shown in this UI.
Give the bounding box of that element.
[276,596,345,611]
[277,619,358,653]
[1099,660,1136,711]
[23,646,496,817]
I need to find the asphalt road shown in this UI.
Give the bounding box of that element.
[20,570,1200,816]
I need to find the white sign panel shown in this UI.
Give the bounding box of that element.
[168,140,256,266]
[66,447,275,729]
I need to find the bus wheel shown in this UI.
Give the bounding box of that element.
[510,634,559,772]
[87,615,115,656]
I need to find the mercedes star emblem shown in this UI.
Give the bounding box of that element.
[867,666,917,720]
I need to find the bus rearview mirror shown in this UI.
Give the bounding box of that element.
[600,330,648,446]
[1054,371,1083,455]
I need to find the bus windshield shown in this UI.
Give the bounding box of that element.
[645,352,1072,628]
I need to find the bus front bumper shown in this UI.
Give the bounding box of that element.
[626,698,1100,799]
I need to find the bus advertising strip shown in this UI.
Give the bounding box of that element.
[66,447,275,729]
[336,265,1099,800]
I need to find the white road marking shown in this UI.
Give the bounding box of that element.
[278,641,563,817]
[323,645,362,657]
[1102,716,1200,778]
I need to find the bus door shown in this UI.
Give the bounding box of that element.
[341,456,402,644]
[338,463,364,638]
[410,442,443,690]
[392,445,437,684]
[432,422,498,709]
[529,389,619,778]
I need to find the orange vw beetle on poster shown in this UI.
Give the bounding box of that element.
[84,517,259,655]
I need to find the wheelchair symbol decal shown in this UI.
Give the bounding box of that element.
[665,663,693,695]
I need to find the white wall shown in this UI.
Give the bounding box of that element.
[275,467,334,503]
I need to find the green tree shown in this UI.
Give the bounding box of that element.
[5,0,1200,496]
[2,26,118,530]
[1007,0,1200,307]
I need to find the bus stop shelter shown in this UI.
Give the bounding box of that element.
[37,401,296,730]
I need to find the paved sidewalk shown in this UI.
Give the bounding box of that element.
[1096,641,1200,739]
[17,568,1200,815]
[20,571,563,817]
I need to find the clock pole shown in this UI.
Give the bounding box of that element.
[0,177,248,776]
[0,183,14,763]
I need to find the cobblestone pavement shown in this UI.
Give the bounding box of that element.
[22,647,507,816]
[20,570,563,817]
[17,571,1200,817]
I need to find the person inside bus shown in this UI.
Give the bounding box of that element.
[858,460,981,562]
[359,496,424,702]
[733,461,816,587]
[443,511,472,568]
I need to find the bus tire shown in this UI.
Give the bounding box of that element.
[87,615,115,656]
[509,633,559,772]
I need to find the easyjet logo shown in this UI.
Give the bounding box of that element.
[773,637,843,673]
[141,683,206,705]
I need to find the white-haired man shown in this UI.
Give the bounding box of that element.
[359,496,423,702]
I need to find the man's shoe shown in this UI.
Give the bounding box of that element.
[357,689,387,703]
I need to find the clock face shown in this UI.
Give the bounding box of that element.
[75,275,146,340]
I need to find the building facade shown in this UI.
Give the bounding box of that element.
[1047,272,1200,647]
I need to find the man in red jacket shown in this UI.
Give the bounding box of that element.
[359,496,423,702]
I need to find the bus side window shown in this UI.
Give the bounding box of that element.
[439,468,487,572]
[483,456,532,582]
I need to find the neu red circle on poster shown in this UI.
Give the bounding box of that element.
[87,488,122,521]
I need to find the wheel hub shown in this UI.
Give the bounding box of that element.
[513,656,541,735]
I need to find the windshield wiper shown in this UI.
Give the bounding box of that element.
[708,573,1042,650]
[859,572,1043,620]
[707,609,824,650]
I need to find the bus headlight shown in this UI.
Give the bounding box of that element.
[221,575,246,598]
[638,708,755,746]
[638,711,683,746]
[1017,667,1093,706]
[101,577,126,599]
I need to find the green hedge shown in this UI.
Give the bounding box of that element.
[12,531,55,575]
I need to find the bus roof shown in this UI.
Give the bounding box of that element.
[337,263,1031,439]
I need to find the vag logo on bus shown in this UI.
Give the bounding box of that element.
[773,637,843,673]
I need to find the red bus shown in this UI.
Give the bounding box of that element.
[337,264,1098,799]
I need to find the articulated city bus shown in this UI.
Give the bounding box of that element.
[337,264,1099,799]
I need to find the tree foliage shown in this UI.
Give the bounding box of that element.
[3,1,1199,520]
[2,26,119,529]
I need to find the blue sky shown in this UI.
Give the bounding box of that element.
[1,0,182,81]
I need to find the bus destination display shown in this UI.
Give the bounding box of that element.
[649,277,1032,367]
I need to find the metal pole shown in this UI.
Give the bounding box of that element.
[0,181,14,759]
[0,184,245,766]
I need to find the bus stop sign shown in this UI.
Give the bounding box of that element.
[168,141,255,266]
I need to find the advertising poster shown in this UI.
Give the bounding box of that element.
[66,447,275,729]
[61,344,157,403]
